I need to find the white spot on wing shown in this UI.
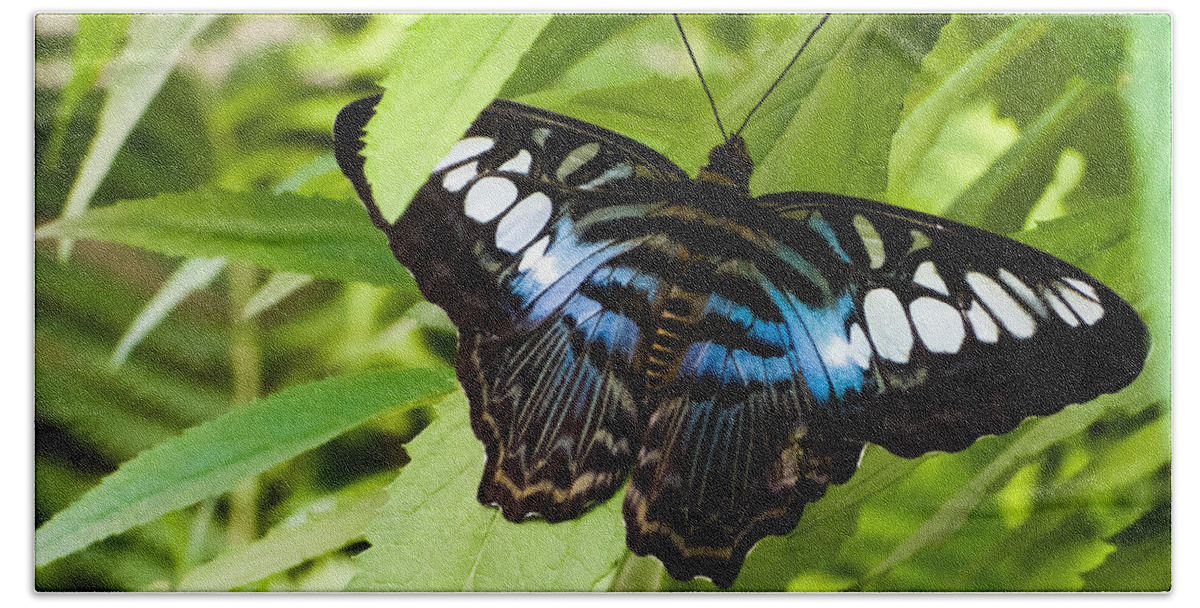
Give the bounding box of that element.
[863,288,913,363]
[463,176,519,223]
[532,128,551,148]
[998,268,1048,317]
[853,214,886,269]
[518,235,550,271]
[1055,281,1105,325]
[1041,285,1080,327]
[910,297,966,354]
[967,272,1035,339]
[496,192,553,253]
[913,260,949,296]
[848,323,872,368]
[440,161,478,192]
[556,142,600,181]
[497,149,532,174]
[1063,277,1100,302]
[821,323,873,370]
[432,136,494,172]
[967,300,999,343]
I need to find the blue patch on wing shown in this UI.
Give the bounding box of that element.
[807,212,851,264]
[677,280,873,417]
[507,216,648,329]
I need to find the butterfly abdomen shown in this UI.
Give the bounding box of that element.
[644,285,708,391]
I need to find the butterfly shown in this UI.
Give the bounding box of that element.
[332,16,1149,589]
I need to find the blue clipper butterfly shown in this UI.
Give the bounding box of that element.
[332,15,1149,588]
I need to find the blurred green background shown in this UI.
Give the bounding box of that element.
[34,14,1169,592]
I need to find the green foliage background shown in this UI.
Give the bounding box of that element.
[33,14,1170,592]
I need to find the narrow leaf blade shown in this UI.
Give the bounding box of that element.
[35,367,457,567]
[57,14,214,260]
[35,188,412,289]
[110,256,226,367]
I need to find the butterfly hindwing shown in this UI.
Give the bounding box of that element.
[624,366,865,587]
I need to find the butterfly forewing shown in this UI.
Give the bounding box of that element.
[334,92,1148,588]
[754,193,1149,457]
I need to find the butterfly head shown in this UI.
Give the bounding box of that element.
[696,135,753,195]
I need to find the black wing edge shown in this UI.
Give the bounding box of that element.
[333,93,390,231]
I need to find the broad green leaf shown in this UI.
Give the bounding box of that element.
[35,367,457,567]
[178,487,388,591]
[35,188,412,289]
[759,14,948,199]
[110,257,226,367]
[366,14,551,222]
[57,14,214,260]
[888,18,1048,196]
[348,393,628,592]
[944,77,1098,232]
[499,14,652,100]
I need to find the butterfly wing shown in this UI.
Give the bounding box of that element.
[753,191,1150,458]
[335,96,689,335]
[625,374,865,587]
[614,186,1147,585]
[335,96,691,520]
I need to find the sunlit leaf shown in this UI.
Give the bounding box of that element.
[347,393,627,592]
[366,14,551,222]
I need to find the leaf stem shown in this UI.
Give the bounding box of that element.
[226,262,262,547]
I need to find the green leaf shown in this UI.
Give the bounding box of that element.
[366,14,552,222]
[41,14,129,171]
[864,400,1108,582]
[34,367,457,568]
[56,14,215,261]
[110,257,226,367]
[888,18,1048,196]
[178,486,388,591]
[498,14,652,100]
[242,271,314,320]
[348,393,628,592]
[35,188,412,289]
[944,77,1098,232]
[758,14,948,199]
[1082,503,1170,592]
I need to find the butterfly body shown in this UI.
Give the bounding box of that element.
[334,91,1148,587]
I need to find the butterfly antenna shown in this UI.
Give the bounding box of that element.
[675,14,728,144]
[733,13,830,138]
